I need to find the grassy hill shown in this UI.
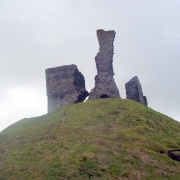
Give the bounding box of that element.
[0,98,179,180]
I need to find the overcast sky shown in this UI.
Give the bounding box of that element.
[0,0,180,132]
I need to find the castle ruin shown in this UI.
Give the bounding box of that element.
[88,29,120,100]
[46,65,88,112]
[125,76,148,106]
[46,29,147,112]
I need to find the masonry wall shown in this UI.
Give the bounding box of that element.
[46,64,88,112]
[88,29,120,100]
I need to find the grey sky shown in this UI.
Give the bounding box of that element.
[0,0,180,131]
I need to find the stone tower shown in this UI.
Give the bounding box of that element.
[46,64,89,112]
[125,76,148,106]
[88,29,120,100]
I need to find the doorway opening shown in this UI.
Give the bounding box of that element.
[100,94,109,98]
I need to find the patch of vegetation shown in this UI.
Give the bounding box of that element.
[0,99,179,179]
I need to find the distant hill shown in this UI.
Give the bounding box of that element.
[0,99,179,179]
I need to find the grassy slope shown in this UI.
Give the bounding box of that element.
[0,99,180,180]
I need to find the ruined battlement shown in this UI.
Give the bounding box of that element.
[45,29,147,112]
[88,29,120,100]
[125,76,148,106]
[46,64,88,112]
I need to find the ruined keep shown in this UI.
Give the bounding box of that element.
[88,29,120,100]
[45,29,149,112]
[46,64,89,112]
[125,76,148,106]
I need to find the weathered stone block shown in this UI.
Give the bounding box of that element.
[46,64,89,112]
[125,76,148,106]
[88,29,120,100]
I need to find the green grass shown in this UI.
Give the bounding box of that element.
[0,98,179,179]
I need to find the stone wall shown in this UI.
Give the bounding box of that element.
[125,76,148,106]
[88,29,120,100]
[46,64,88,112]
[45,29,149,112]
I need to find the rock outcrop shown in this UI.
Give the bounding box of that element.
[125,76,148,106]
[88,29,120,100]
[46,64,89,112]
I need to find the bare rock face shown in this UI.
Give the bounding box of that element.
[88,29,120,100]
[46,64,89,112]
[125,76,148,106]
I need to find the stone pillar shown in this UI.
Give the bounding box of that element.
[125,76,148,106]
[46,64,89,112]
[88,29,120,100]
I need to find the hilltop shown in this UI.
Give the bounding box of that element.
[0,99,179,179]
